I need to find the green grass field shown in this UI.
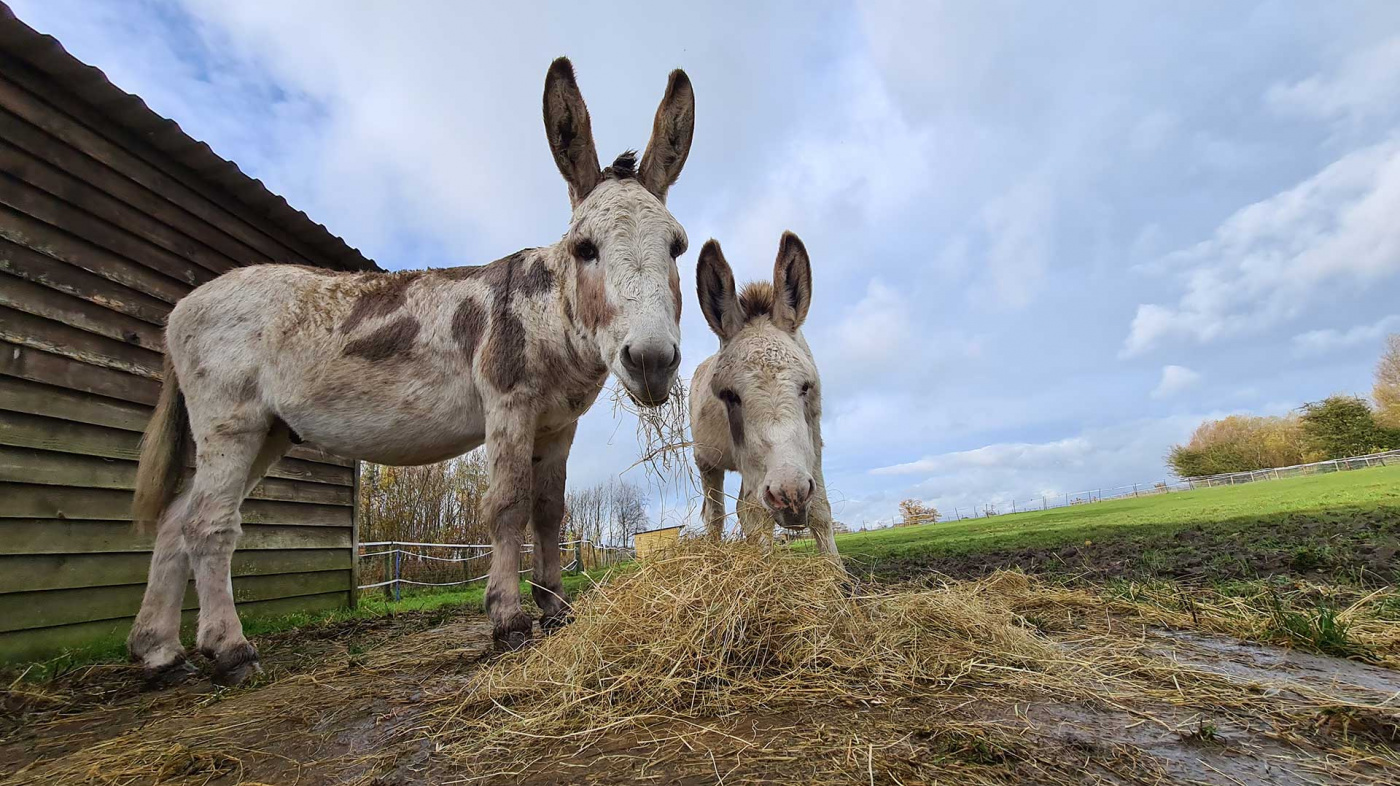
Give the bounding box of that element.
[829,464,1400,584]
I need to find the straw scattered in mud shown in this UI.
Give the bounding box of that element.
[5,543,1399,785]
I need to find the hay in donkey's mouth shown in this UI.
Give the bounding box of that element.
[431,542,1064,751]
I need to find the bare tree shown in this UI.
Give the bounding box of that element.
[359,450,491,544]
[897,499,940,527]
[1375,334,1400,429]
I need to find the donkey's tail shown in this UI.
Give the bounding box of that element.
[133,355,191,534]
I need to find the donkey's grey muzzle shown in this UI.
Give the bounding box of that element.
[773,507,810,531]
[620,341,680,407]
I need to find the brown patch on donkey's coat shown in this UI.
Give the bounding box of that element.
[452,295,488,363]
[343,316,421,362]
[340,271,423,333]
[483,256,529,392]
[575,264,615,331]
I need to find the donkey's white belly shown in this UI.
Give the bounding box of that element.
[289,403,487,466]
[258,331,487,465]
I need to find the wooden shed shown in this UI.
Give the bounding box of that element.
[0,5,377,662]
[633,525,683,558]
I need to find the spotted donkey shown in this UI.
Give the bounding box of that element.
[127,58,695,685]
[689,233,839,558]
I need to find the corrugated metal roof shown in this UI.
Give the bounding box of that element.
[0,2,379,272]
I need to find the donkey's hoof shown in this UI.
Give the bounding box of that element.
[539,612,573,634]
[492,613,534,652]
[493,630,533,652]
[142,658,198,690]
[208,643,262,687]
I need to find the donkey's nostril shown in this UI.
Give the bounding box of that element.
[764,485,781,510]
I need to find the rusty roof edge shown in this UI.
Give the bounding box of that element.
[0,2,381,272]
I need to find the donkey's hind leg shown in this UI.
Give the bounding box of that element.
[183,413,276,686]
[129,492,195,684]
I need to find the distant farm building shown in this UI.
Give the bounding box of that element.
[0,5,378,661]
[633,525,683,558]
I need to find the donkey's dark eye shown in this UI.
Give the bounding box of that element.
[669,236,686,258]
[574,239,598,262]
[800,382,813,396]
[718,389,741,407]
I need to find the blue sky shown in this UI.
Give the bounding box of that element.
[18,1,1400,527]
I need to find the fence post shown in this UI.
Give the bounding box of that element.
[392,548,402,603]
[1042,496,1047,510]
[1011,499,1017,514]
[1132,483,1138,498]
[575,539,584,574]
[382,546,394,601]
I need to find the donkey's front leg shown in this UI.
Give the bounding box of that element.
[483,414,536,650]
[530,423,576,633]
[698,464,727,542]
[808,463,840,558]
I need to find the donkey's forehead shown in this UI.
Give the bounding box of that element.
[571,179,676,231]
[717,326,815,378]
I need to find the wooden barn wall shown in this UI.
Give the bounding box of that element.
[0,52,359,662]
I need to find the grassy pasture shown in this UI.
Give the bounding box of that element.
[829,464,1400,587]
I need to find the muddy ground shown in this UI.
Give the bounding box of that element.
[3,602,1399,786]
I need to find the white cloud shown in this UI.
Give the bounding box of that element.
[1292,314,1400,356]
[853,415,1206,522]
[1266,36,1400,128]
[1123,138,1400,356]
[872,437,1092,477]
[977,176,1056,309]
[1151,365,1201,399]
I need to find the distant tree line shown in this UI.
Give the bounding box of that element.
[1167,335,1400,478]
[360,452,651,546]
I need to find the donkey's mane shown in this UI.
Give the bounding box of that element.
[603,150,638,180]
[738,281,775,322]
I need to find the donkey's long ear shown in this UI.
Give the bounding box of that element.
[543,57,602,207]
[639,69,695,202]
[771,232,812,331]
[697,240,742,341]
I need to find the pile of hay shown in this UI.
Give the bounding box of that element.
[431,543,1068,756]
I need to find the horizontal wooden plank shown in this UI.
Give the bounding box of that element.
[0,483,352,527]
[0,170,212,288]
[0,548,350,593]
[0,305,163,378]
[1,339,159,405]
[0,130,241,275]
[0,270,163,351]
[0,569,351,632]
[0,72,317,270]
[0,450,355,505]
[0,591,349,661]
[0,375,148,431]
[0,410,354,486]
[0,235,169,325]
[0,374,354,468]
[0,202,188,304]
[0,519,352,554]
